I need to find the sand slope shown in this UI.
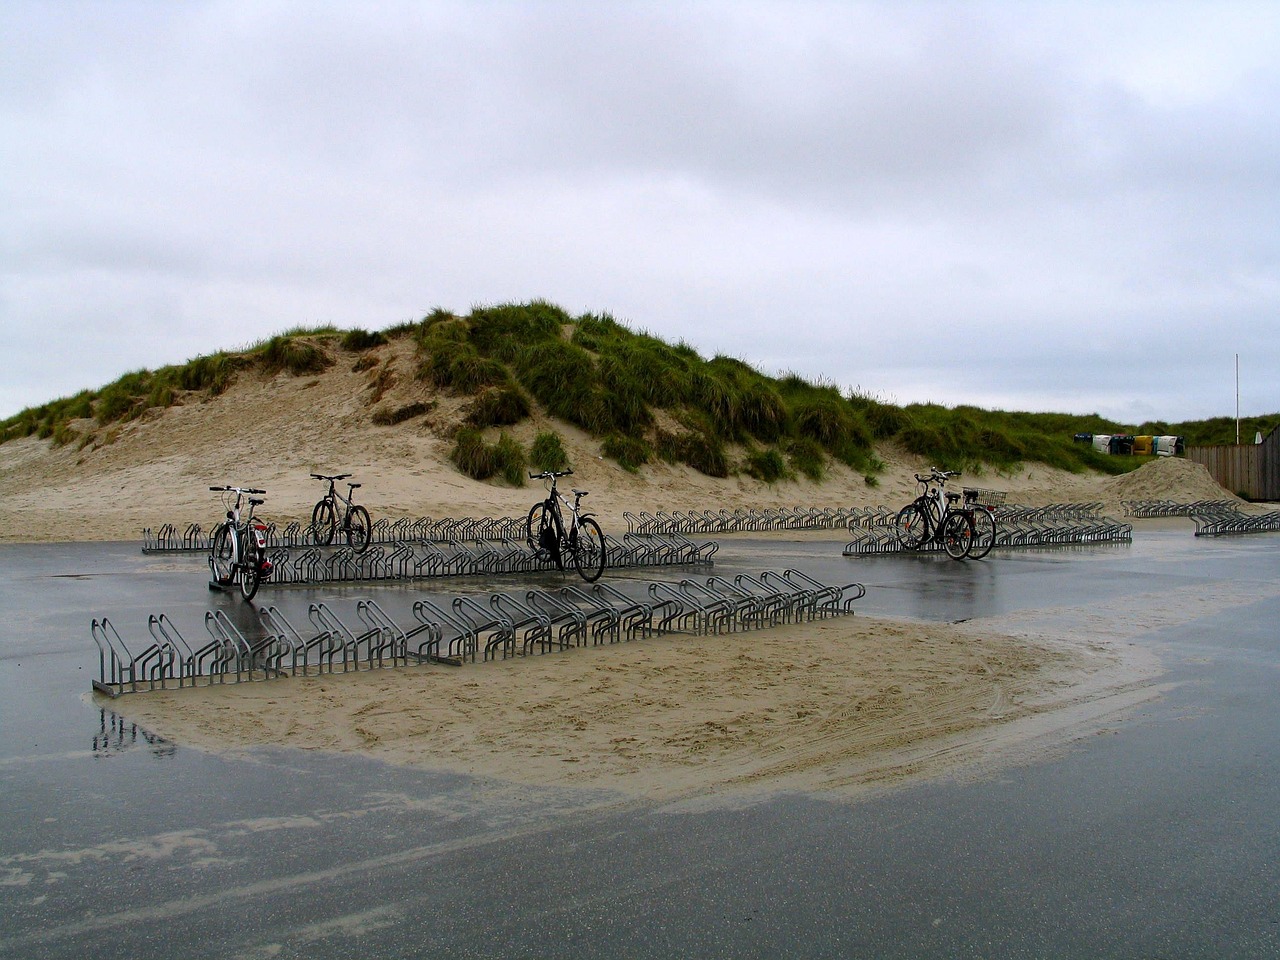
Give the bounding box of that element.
[0,336,1238,542]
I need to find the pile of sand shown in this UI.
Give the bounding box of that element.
[119,574,1280,801]
[1101,456,1242,504]
[118,601,1177,802]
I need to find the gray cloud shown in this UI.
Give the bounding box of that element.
[2,0,1277,423]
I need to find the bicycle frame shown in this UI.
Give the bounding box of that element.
[313,474,357,517]
[215,487,261,551]
[545,481,585,543]
[911,471,957,540]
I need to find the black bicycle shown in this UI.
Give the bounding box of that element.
[895,469,976,560]
[309,473,372,552]
[209,485,272,600]
[525,469,607,582]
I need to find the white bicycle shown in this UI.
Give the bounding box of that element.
[208,486,272,600]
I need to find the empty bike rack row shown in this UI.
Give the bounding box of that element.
[143,514,529,554]
[625,505,865,536]
[1121,499,1240,519]
[1119,499,1280,536]
[843,502,1133,557]
[253,532,716,587]
[143,522,212,553]
[1190,506,1280,536]
[90,570,866,696]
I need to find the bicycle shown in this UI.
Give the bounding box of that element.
[894,469,976,560]
[961,487,1004,560]
[525,469,607,582]
[309,473,372,552]
[208,486,273,600]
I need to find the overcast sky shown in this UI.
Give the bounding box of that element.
[3,1,1277,425]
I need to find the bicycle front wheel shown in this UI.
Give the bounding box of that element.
[311,499,337,545]
[570,516,607,582]
[345,505,371,553]
[895,504,927,550]
[239,558,262,600]
[238,529,262,601]
[942,512,975,560]
[968,508,996,560]
[210,522,235,585]
[526,502,551,549]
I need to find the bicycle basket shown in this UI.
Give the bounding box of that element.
[963,488,1008,506]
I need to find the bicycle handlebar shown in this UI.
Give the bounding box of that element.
[529,469,574,479]
[310,473,352,481]
[210,485,266,494]
[914,469,961,484]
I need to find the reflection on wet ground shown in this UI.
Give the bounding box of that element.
[91,708,175,759]
[1,531,1279,959]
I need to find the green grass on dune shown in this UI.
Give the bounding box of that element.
[4,301,1276,484]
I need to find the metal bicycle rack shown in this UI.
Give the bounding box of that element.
[843,501,1134,556]
[1191,507,1280,537]
[145,510,719,586]
[1120,498,1280,537]
[90,570,865,695]
[624,505,860,536]
[143,513,528,554]
[1122,499,1238,518]
[246,532,716,588]
[142,522,211,553]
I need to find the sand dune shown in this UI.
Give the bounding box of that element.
[0,335,1238,543]
[5,340,1245,800]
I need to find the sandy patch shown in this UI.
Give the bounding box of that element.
[114,606,1165,804]
[113,576,1280,803]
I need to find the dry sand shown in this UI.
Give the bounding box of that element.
[6,339,1251,801]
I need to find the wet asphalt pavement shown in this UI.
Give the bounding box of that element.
[1,530,1278,959]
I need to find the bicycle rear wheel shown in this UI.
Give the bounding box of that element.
[968,508,996,560]
[942,512,975,560]
[210,522,235,585]
[345,505,371,553]
[311,499,336,545]
[895,504,928,550]
[570,516,607,583]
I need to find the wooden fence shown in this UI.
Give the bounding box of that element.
[1187,427,1280,501]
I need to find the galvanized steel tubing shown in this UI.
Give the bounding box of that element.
[89,570,865,695]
